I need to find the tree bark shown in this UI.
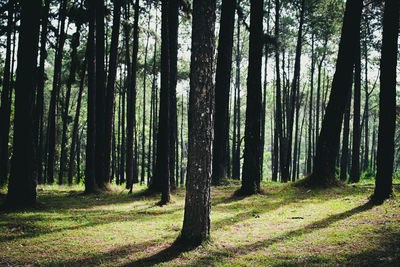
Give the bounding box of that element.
[5,0,41,208]
[212,0,236,186]
[349,32,361,183]
[85,0,98,193]
[180,0,216,246]
[372,0,399,203]
[240,0,264,194]
[45,0,67,184]
[0,0,15,187]
[59,22,82,184]
[309,0,363,187]
[339,83,352,181]
[105,0,122,185]
[126,0,140,190]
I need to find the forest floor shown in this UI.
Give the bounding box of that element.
[1,179,400,266]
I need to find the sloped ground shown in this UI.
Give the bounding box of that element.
[0,180,399,266]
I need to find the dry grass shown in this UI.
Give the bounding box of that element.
[0,181,399,266]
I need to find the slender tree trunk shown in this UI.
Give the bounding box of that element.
[283,0,304,182]
[0,0,15,187]
[68,56,87,185]
[350,33,361,183]
[59,22,82,184]
[275,0,283,182]
[126,0,140,190]
[85,0,98,193]
[180,0,216,245]
[141,7,151,185]
[212,0,236,186]
[307,34,315,174]
[46,0,67,184]
[372,0,399,203]
[340,84,352,181]
[232,10,241,180]
[152,0,171,204]
[5,0,41,208]
[105,0,121,185]
[168,0,179,190]
[240,0,263,194]
[363,36,369,171]
[310,0,363,186]
[95,0,107,189]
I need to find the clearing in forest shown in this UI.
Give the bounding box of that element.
[0,181,399,266]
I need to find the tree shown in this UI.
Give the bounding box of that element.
[4,0,41,208]
[307,0,363,187]
[168,0,179,189]
[126,0,140,190]
[371,0,399,203]
[95,0,107,189]
[85,0,98,194]
[179,0,216,246]
[211,0,236,186]
[152,0,171,204]
[45,0,67,184]
[59,15,83,184]
[105,0,122,184]
[349,28,361,183]
[239,0,264,194]
[0,0,14,187]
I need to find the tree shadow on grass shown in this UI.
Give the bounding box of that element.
[124,241,198,267]
[189,201,375,266]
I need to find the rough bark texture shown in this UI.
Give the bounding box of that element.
[180,0,216,246]
[240,0,263,194]
[5,0,41,208]
[212,0,236,186]
[309,0,363,186]
[372,0,399,203]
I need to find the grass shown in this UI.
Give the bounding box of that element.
[0,180,400,266]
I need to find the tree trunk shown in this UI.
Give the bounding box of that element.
[309,0,363,187]
[212,0,236,186]
[307,34,314,174]
[85,0,98,193]
[180,0,216,246]
[46,0,67,184]
[59,22,82,184]
[152,0,171,204]
[240,0,264,194]
[105,0,121,185]
[340,83,352,181]
[283,0,304,183]
[0,0,15,187]
[68,55,87,185]
[275,0,283,182]
[95,0,107,189]
[168,0,179,190]
[349,33,361,183]
[34,0,50,185]
[5,0,41,208]
[126,0,140,190]
[372,0,399,203]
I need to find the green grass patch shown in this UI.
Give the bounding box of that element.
[0,182,400,266]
